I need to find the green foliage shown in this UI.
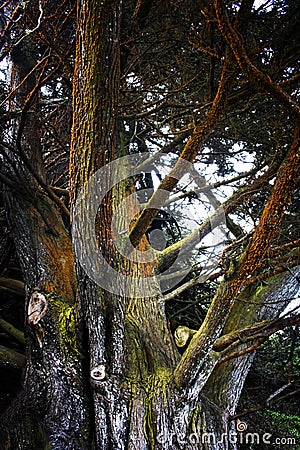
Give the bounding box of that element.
[239,328,300,449]
[259,410,300,438]
[250,410,300,450]
[254,328,300,383]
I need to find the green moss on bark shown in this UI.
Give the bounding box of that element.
[48,295,80,358]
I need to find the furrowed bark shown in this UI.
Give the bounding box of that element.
[1,31,92,449]
[2,189,93,449]
[70,2,128,447]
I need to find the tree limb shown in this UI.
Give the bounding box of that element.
[173,118,300,390]
[163,270,223,302]
[231,387,300,420]
[129,48,237,248]
[0,278,25,296]
[0,345,25,371]
[213,312,300,353]
[158,159,279,272]
[165,167,258,207]
[214,0,300,118]
[0,318,25,346]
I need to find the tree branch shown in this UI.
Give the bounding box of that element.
[128,48,237,248]
[214,0,300,118]
[173,118,300,391]
[0,318,25,346]
[0,277,25,296]
[14,67,70,219]
[165,167,257,207]
[163,270,223,302]
[158,159,279,272]
[213,312,300,353]
[231,387,300,420]
[0,345,25,371]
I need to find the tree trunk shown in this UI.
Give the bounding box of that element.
[1,28,92,450]
[1,1,299,449]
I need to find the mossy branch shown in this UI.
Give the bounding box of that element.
[0,345,25,371]
[0,278,25,296]
[0,319,25,346]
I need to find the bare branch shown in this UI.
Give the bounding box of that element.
[163,270,223,302]
[231,387,300,420]
[214,0,300,118]
[173,119,300,390]
[158,159,279,272]
[129,48,238,248]
[165,167,258,206]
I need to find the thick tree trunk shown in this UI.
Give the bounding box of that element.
[0,191,93,449]
[1,30,92,449]
[1,1,299,449]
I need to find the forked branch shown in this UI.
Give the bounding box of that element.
[173,119,300,391]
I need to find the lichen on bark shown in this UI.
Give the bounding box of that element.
[48,294,81,359]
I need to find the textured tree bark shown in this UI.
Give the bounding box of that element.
[1,191,93,449]
[1,1,299,449]
[1,26,92,450]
